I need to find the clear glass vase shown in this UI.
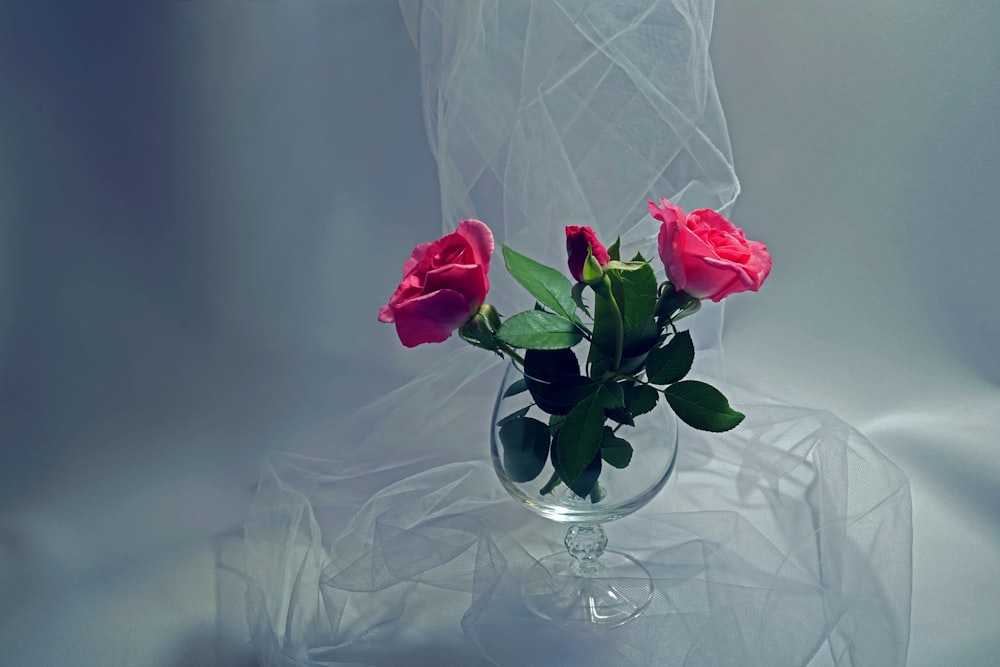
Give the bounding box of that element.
[490,360,679,626]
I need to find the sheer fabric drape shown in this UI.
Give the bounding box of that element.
[245,2,911,664]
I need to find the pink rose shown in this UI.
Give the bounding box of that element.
[565,225,610,282]
[649,198,771,302]
[379,219,494,347]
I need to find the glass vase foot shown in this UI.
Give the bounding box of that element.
[521,550,654,627]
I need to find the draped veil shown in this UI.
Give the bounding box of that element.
[244,3,912,664]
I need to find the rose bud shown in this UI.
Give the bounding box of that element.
[565,225,610,283]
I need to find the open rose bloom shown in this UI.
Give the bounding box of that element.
[378,219,494,347]
[650,199,771,302]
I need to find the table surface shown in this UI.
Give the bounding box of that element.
[1,2,998,665]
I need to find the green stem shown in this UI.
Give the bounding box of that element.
[539,470,562,495]
[591,274,624,371]
[608,371,667,395]
[459,305,528,366]
[497,342,526,367]
[573,321,594,341]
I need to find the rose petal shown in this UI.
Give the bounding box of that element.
[744,240,772,289]
[424,263,488,308]
[710,231,752,263]
[412,235,463,276]
[659,221,686,287]
[391,289,475,347]
[698,256,755,300]
[689,209,740,235]
[382,273,424,313]
[651,199,692,286]
[648,199,685,226]
[402,242,432,278]
[678,255,739,300]
[455,219,495,273]
[683,220,728,262]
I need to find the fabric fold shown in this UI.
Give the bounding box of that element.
[245,1,911,663]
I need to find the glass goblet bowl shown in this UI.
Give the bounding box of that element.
[490,360,679,626]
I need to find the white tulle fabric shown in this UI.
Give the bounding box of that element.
[244,1,912,664]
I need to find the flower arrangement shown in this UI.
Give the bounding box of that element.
[379,199,771,500]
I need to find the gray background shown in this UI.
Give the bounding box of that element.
[1,1,997,664]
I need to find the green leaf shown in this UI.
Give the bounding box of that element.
[497,310,583,349]
[524,348,582,414]
[555,388,608,483]
[664,380,745,432]
[604,407,634,426]
[496,405,530,427]
[614,260,659,376]
[607,237,621,262]
[624,383,659,417]
[532,375,598,415]
[601,382,625,409]
[570,454,601,498]
[623,317,659,354]
[522,348,595,416]
[524,347,580,380]
[617,262,658,338]
[603,260,647,272]
[589,354,611,380]
[552,432,602,497]
[618,324,659,375]
[646,330,695,384]
[502,378,528,398]
[548,413,567,433]
[499,417,551,482]
[600,427,633,468]
[502,245,578,322]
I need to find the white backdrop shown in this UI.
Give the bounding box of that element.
[0,2,997,665]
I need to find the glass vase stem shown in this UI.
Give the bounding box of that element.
[564,524,607,576]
